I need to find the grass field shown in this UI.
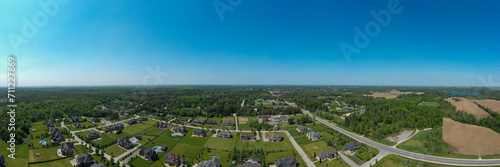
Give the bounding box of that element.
[314,157,350,167]
[28,147,61,163]
[104,144,127,157]
[203,133,237,151]
[0,140,29,167]
[418,101,440,107]
[354,145,379,162]
[31,121,49,139]
[397,128,479,159]
[29,157,73,167]
[301,140,334,159]
[74,144,90,154]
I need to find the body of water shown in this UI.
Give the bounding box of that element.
[447,92,479,95]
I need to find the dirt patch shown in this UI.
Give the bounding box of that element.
[445,97,490,119]
[365,91,424,99]
[238,117,247,123]
[442,118,500,155]
[386,130,414,143]
[475,99,500,114]
[313,146,318,149]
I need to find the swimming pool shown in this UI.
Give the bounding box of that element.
[153,147,159,152]
[41,141,46,145]
[173,134,180,137]
[129,138,138,143]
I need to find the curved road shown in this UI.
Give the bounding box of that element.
[300,108,500,166]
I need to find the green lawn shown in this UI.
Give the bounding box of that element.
[28,147,61,163]
[301,140,335,159]
[397,130,478,159]
[80,121,96,128]
[104,144,128,157]
[169,143,203,163]
[74,144,91,154]
[29,157,73,167]
[0,140,29,167]
[31,121,49,139]
[266,151,307,167]
[196,149,232,167]
[314,157,350,167]
[354,145,379,162]
[204,133,237,151]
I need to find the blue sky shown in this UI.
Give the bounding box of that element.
[1,0,499,86]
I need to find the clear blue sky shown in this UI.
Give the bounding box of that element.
[1,0,499,86]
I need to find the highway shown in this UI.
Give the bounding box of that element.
[299,108,500,166]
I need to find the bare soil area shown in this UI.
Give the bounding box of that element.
[365,91,424,99]
[475,99,500,114]
[445,97,490,119]
[442,118,500,155]
[386,130,414,143]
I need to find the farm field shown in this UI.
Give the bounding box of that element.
[365,91,424,99]
[475,99,500,113]
[442,118,500,155]
[445,97,490,119]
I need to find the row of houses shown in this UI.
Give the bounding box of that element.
[257,115,293,124]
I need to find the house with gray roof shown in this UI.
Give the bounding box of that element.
[140,148,157,161]
[223,121,234,127]
[306,131,320,141]
[317,149,337,161]
[194,157,221,167]
[342,141,359,152]
[276,158,297,167]
[128,118,138,125]
[216,131,232,139]
[76,153,94,167]
[166,114,175,119]
[241,133,256,141]
[138,116,148,122]
[268,133,283,142]
[73,122,82,128]
[91,118,101,123]
[72,116,80,123]
[115,123,125,130]
[192,119,206,124]
[171,126,186,133]
[206,120,217,125]
[61,142,75,157]
[118,137,134,149]
[164,152,185,167]
[86,132,100,140]
[296,126,308,132]
[193,129,207,137]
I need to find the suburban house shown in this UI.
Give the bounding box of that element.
[138,116,148,122]
[206,120,217,125]
[128,118,138,125]
[115,123,125,130]
[48,127,58,135]
[105,116,113,121]
[166,114,175,119]
[140,148,158,161]
[76,153,94,167]
[193,129,207,137]
[239,157,262,167]
[257,115,270,123]
[86,132,100,140]
[155,121,168,128]
[141,110,148,114]
[123,113,130,117]
[268,133,283,142]
[275,158,297,167]
[193,157,221,167]
[317,149,337,161]
[151,112,161,116]
[241,133,256,141]
[331,141,337,146]
[51,131,65,142]
[90,164,106,167]
[306,131,321,141]
[118,137,134,149]
[136,136,142,140]
[164,152,186,167]
[296,126,308,132]
[45,119,55,127]
[161,144,167,152]
[171,126,187,133]
[223,121,234,127]
[216,131,232,139]
[72,116,80,123]
[176,117,189,122]
[104,125,115,133]
[193,119,206,124]
[61,142,75,157]
[91,118,101,123]
[0,155,5,167]
[342,141,359,153]
[73,122,82,128]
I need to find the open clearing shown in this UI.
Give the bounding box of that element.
[475,99,500,114]
[442,118,500,155]
[445,97,490,119]
[386,130,414,143]
[365,91,424,99]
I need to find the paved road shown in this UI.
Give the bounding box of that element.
[340,152,360,167]
[284,131,316,167]
[233,113,239,131]
[298,107,500,166]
